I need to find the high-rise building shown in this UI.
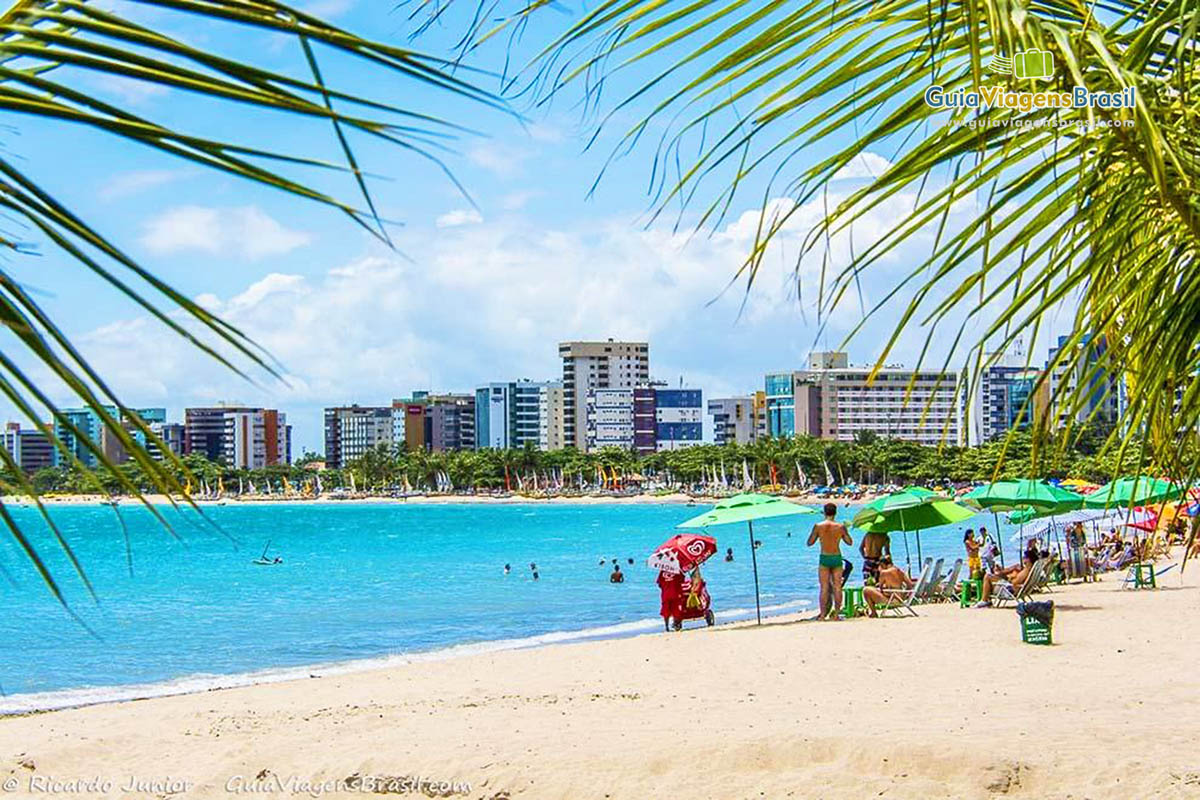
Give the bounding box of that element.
[559,340,649,451]
[1046,334,1120,428]
[751,390,769,441]
[537,383,565,451]
[633,385,657,455]
[2,422,54,473]
[962,362,1040,446]
[709,396,757,446]
[512,380,544,448]
[475,383,516,449]
[323,405,391,469]
[392,395,429,452]
[654,387,703,451]
[585,387,635,450]
[185,406,291,468]
[424,393,476,452]
[147,421,186,460]
[767,352,960,446]
[55,406,166,467]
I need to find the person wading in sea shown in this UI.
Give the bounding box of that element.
[807,502,854,620]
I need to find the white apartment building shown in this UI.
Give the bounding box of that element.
[584,387,634,450]
[560,340,649,451]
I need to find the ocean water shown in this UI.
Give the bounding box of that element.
[0,502,991,713]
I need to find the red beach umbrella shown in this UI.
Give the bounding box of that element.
[647,534,717,575]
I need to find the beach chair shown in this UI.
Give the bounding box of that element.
[920,557,946,603]
[1029,557,1056,593]
[993,560,1044,608]
[879,561,934,618]
[936,558,963,602]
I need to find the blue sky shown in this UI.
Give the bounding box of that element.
[8,1,1073,453]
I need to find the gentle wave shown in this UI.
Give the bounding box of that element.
[0,598,810,716]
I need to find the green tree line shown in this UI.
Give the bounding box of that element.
[12,429,1155,496]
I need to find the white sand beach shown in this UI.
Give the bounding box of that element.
[2,552,1198,799]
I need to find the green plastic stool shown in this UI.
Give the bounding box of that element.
[959,578,983,607]
[1131,562,1157,589]
[842,585,865,618]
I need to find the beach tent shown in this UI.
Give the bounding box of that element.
[1010,508,1155,543]
[678,493,817,625]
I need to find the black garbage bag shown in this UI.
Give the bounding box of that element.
[1016,600,1055,626]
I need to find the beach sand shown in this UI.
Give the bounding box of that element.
[3,556,1198,799]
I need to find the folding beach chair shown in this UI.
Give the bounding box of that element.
[937,558,963,603]
[879,561,934,618]
[920,557,946,602]
[993,560,1044,608]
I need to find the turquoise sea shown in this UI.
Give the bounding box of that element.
[0,502,999,713]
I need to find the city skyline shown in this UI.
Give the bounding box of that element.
[5,333,1118,472]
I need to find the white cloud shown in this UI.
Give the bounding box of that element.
[139,206,311,259]
[500,190,540,211]
[435,208,484,228]
[467,143,531,177]
[90,74,169,105]
[43,190,984,452]
[99,170,185,200]
[299,0,354,16]
[832,151,895,180]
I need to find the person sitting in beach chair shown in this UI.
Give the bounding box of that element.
[1096,539,1137,572]
[862,556,914,616]
[974,552,1035,608]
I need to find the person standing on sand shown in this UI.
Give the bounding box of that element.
[807,502,854,620]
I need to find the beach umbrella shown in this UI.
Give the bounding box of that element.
[965,480,1084,563]
[678,493,817,624]
[647,533,717,575]
[963,480,1084,513]
[852,490,975,572]
[1083,476,1182,509]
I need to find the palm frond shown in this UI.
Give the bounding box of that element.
[0,0,507,601]
[515,0,1198,477]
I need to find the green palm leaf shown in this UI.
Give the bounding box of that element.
[0,0,507,602]
[511,0,1197,482]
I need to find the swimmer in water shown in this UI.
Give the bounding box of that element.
[504,563,511,575]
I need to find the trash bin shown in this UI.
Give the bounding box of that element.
[1017,600,1054,645]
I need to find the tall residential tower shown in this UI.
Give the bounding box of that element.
[559,340,649,452]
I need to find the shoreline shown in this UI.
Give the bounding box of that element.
[0,599,812,717]
[2,554,1197,798]
[5,491,882,508]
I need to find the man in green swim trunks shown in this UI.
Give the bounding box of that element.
[807,501,854,620]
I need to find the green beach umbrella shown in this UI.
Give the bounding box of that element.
[964,480,1084,564]
[678,493,817,625]
[1083,476,1182,509]
[963,480,1084,513]
[852,490,974,572]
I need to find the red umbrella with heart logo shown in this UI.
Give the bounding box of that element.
[647,533,717,575]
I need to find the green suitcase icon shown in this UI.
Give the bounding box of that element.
[1014,49,1053,79]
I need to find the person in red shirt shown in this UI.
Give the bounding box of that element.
[656,570,685,631]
